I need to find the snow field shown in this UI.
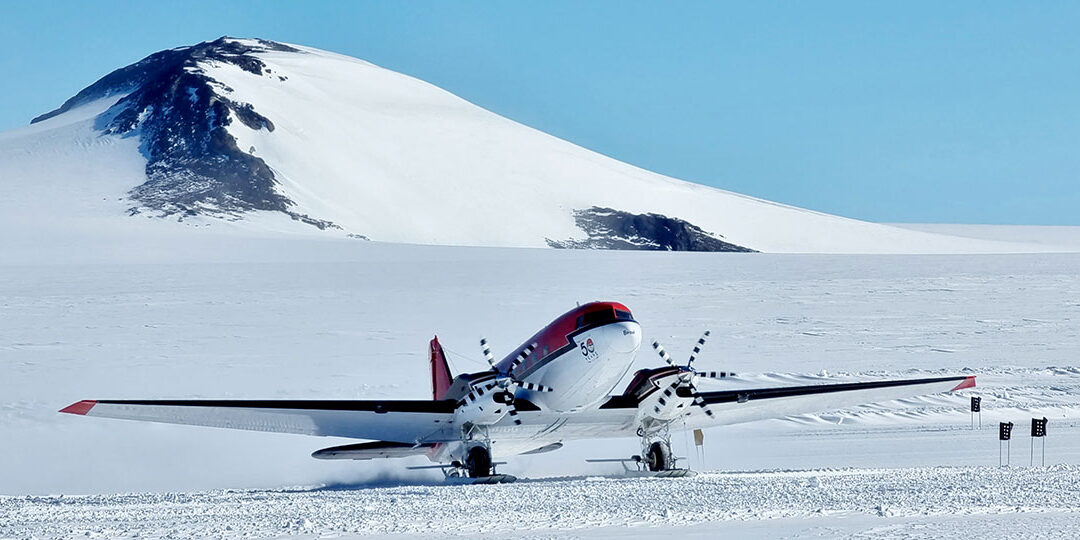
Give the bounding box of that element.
[3,466,1080,539]
[2,242,1079,537]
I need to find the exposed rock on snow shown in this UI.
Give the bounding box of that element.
[547,207,755,251]
[32,37,335,229]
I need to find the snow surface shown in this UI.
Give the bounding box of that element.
[1,37,1072,254]
[5,467,1080,539]
[893,223,1080,250]
[2,236,1079,537]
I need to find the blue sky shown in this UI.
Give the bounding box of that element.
[1,1,1077,224]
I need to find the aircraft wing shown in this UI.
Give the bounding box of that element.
[683,374,975,429]
[596,374,975,432]
[59,399,459,444]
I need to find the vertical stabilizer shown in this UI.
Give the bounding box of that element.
[430,336,453,400]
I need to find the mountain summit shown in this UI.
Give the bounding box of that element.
[0,37,1048,253]
[32,38,331,229]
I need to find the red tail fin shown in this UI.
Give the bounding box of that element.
[430,336,453,400]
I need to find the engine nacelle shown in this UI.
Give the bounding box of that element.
[455,384,515,427]
[637,374,695,423]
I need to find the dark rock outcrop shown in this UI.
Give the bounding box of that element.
[33,37,335,229]
[548,207,754,252]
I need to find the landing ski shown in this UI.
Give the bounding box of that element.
[446,474,518,485]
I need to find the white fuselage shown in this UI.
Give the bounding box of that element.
[516,320,642,413]
[433,309,643,463]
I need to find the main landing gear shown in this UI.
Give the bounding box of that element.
[465,445,492,478]
[644,440,674,472]
[585,429,696,477]
[440,444,517,484]
[639,436,694,477]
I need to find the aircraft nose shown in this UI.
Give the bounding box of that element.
[608,321,642,353]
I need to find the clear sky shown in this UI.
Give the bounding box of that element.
[1,1,1077,224]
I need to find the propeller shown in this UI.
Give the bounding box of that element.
[465,338,554,425]
[651,330,736,419]
[652,331,736,381]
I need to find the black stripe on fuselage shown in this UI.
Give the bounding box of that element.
[96,399,458,414]
[511,318,635,379]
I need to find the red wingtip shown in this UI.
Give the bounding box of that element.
[951,376,977,391]
[60,400,97,415]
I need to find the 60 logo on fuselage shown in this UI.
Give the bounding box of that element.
[580,337,598,362]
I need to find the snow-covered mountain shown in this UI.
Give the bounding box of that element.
[0,37,1062,253]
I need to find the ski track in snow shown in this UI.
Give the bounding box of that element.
[4,466,1080,539]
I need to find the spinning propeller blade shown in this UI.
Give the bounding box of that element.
[692,393,716,418]
[653,379,682,414]
[508,343,537,373]
[480,338,496,368]
[652,341,676,366]
[473,340,552,425]
[519,381,554,393]
[697,371,736,380]
[686,330,710,368]
[653,331,729,418]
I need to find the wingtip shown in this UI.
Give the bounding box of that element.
[951,376,977,391]
[59,400,97,415]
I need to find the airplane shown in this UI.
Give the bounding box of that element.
[61,301,975,481]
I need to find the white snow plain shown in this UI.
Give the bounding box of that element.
[2,235,1080,538]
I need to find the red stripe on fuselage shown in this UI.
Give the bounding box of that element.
[497,302,632,376]
[60,400,97,415]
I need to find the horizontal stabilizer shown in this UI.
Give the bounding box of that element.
[312,441,435,460]
[520,442,564,455]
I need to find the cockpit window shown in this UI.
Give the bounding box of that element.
[576,305,632,329]
[581,309,613,327]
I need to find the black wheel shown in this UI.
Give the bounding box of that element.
[645,441,672,472]
[465,445,492,478]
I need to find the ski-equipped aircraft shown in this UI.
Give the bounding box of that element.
[61,302,975,480]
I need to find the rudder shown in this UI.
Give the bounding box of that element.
[430,336,453,400]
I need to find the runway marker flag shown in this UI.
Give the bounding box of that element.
[999,422,1013,466]
[1031,417,1047,466]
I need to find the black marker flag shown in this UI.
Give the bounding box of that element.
[999,421,1013,441]
[1031,417,1048,467]
[1032,417,1047,438]
[999,421,1014,467]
